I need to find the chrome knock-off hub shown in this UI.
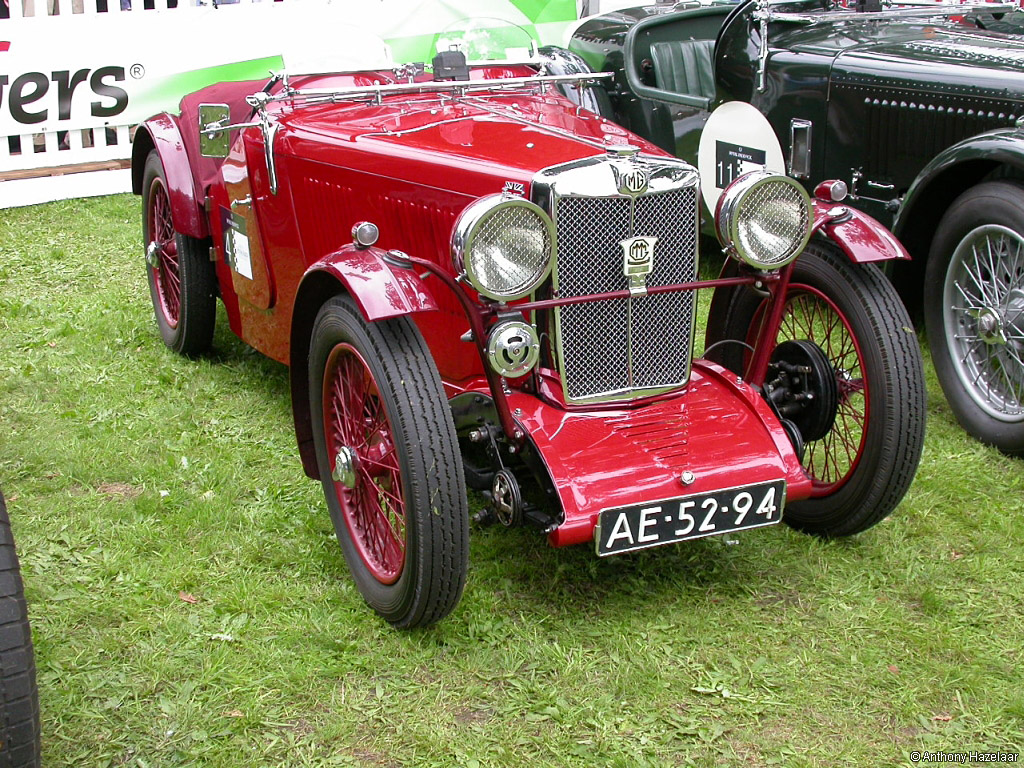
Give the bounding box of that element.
[145,240,162,268]
[332,446,358,489]
[973,306,1007,346]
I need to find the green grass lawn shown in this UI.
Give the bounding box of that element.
[1,194,1022,767]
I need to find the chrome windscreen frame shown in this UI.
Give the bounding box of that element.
[531,151,701,405]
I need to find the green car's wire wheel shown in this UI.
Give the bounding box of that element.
[926,181,1024,456]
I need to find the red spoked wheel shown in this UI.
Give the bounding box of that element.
[762,286,869,497]
[141,150,215,356]
[146,174,181,328]
[322,343,407,585]
[309,296,468,628]
[710,240,925,536]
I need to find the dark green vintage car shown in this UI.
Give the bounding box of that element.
[566,0,1024,455]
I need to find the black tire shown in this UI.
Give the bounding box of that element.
[0,490,41,768]
[924,181,1024,456]
[141,150,216,356]
[710,240,926,536]
[308,296,469,628]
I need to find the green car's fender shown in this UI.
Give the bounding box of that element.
[893,127,1024,261]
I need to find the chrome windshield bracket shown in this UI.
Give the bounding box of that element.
[242,94,281,196]
[262,116,280,196]
[754,1,771,94]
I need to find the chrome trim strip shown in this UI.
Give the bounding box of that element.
[757,1,1013,25]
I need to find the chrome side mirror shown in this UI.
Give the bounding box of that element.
[199,103,232,157]
[198,100,278,194]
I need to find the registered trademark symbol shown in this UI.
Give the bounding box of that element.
[130,64,145,80]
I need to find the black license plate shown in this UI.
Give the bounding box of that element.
[595,479,786,556]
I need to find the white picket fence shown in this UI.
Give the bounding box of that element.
[0,0,256,207]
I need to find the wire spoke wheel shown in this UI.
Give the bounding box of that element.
[141,150,216,356]
[942,224,1024,422]
[769,288,868,495]
[323,343,407,584]
[710,240,925,536]
[926,181,1024,455]
[309,296,468,628]
[147,176,182,328]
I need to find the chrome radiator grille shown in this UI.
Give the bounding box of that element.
[551,183,699,403]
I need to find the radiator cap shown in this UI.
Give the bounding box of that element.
[606,144,640,158]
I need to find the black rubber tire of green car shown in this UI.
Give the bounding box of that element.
[710,240,926,536]
[308,296,469,629]
[141,150,216,356]
[0,491,41,768]
[924,181,1024,457]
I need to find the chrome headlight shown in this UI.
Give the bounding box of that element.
[716,171,812,269]
[452,194,555,302]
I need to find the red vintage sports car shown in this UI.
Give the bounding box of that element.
[131,26,925,628]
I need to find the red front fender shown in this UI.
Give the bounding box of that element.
[812,200,910,264]
[131,114,208,240]
[289,245,439,479]
[302,245,439,322]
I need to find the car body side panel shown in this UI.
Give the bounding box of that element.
[826,57,1021,224]
[752,14,1024,228]
[224,134,275,312]
[754,50,832,185]
[716,9,837,192]
[280,149,483,384]
[711,3,758,107]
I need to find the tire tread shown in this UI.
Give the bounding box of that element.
[0,495,40,768]
[804,244,925,535]
[309,298,468,629]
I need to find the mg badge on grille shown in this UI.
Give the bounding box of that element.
[613,164,649,195]
[620,236,658,294]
